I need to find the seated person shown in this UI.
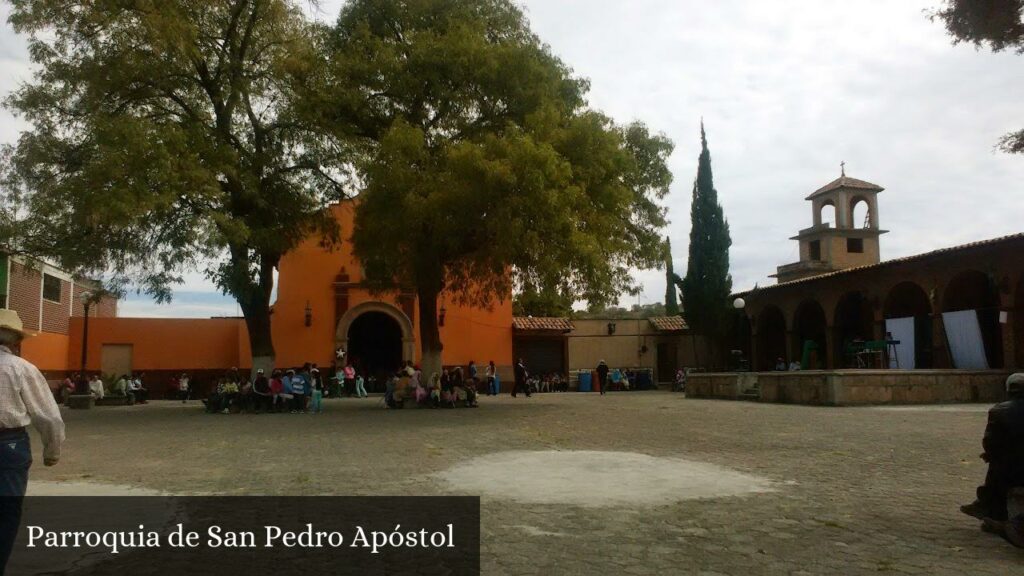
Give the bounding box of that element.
[112,374,129,397]
[610,369,623,391]
[129,375,148,403]
[384,373,400,409]
[88,375,105,399]
[774,358,787,371]
[789,360,802,372]
[961,373,1024,527]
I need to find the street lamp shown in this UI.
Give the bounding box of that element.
[733,298,746,310]
[78,290,99,393]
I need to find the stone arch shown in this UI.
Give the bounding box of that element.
[883,281,934,368]
[756,305,787,371]
[793,299,827,370]
[942,270,1003,369]
[833,291,875,367]
[336,301,416,371]
[850,195,872,229]
[819,200,837,228]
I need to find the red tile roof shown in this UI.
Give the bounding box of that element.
[806,175,884,200]
[738,232,1024,295]
[512,317,575,332]
[649,316,688,332]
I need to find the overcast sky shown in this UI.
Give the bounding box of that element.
[2,1,1022,317]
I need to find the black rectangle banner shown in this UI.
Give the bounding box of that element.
[5,496,480,576]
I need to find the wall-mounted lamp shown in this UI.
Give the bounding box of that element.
[439,304,447,327]
[607,322,616,335]
[304,301,313,327]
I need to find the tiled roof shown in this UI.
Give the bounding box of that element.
[806,175,884,200]
[737,232,1024,295]
[512,317,575,332]
[649,316,688,332]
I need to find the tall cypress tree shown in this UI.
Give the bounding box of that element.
[664,237,681,315]
[682,122,733,365]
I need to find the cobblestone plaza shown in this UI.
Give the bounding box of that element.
[29,394,1022,575]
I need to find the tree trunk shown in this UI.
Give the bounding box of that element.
[239,293,275,378]
[418,288,444,379]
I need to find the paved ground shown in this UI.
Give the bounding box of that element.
[25,392,1022,575]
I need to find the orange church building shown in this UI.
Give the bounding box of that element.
[44,201,514,394]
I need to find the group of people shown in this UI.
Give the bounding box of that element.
[774,357,804,372]
[204,365,329,414]
[384,361,489,409]
[55,373,152,404]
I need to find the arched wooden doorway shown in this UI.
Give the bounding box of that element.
[793,299,827,369]
[756,306,786,371]
[942,270,1002,369]
[883,281,933,369]
[834,291,874,368]
[336,302,416,383]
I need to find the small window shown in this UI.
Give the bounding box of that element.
[809,240,821,261]
[847,238,864,254]
[42,273,62,303]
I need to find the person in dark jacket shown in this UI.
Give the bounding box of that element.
[596,360,610,395]
[961,373,1024,524]
[512,358,530,398]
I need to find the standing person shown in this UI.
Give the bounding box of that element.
[343,363,356,398]
[0,309,65,572]
[513,358,530,398]
[485,361,497,396]
[468,361,479,392]
[596,360,609,396]
[961,373,1024,524]
[178,373,190,403]
[354,372,367,398]
[310,368,324,414]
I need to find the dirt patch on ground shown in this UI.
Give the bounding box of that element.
[433,450,776,507]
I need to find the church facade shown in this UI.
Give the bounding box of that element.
[56,201,514,393]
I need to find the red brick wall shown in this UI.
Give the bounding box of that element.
[8,261,41,332]
[41,279,71,334]
[71,283,117,318]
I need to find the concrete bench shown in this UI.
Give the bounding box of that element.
[95,395,135,407]
[67,395,95,410]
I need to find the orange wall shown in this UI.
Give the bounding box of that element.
[68,317,248,372]
[62,201,513,373]
[22,332,70,372]
[272,202,513,369]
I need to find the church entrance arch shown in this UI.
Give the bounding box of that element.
[793,299,827,369]
[336,302,415,386]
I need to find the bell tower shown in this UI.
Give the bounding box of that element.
[773,165,887,284]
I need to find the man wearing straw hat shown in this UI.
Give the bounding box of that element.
[0,308,66,569]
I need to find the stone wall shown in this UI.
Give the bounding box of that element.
[687,370,1009,406]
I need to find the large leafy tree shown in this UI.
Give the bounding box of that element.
[681,122,732,367]
[931,1,1024,153]
[513,284,574,318]
[2,0,349,371]
[322,0,673,375]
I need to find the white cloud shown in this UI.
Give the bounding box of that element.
[2,1,1022,314]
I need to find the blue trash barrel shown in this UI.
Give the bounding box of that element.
[634,370,652,390]
[578,371,592,392]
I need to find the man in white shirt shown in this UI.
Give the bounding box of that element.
[88,374,105,399]
[0,309,65,571]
